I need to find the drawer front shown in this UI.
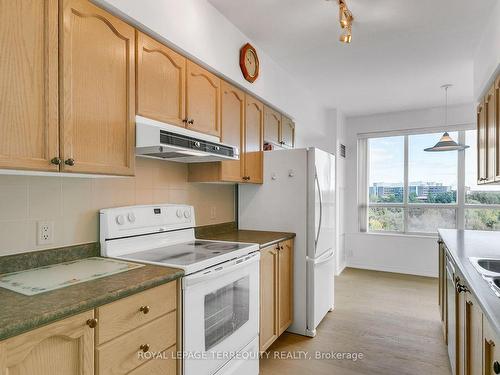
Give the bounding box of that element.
[96,281,177,344]
[96,311,176,375]
[128,345,177,375]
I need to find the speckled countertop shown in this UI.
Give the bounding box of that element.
[196,222,295,249]
[439,229,500,336]
[0,243,183,341]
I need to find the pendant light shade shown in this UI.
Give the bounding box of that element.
[424,132,469,152]
[424,84,469,152]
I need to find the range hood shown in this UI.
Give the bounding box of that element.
[136,116,239,163]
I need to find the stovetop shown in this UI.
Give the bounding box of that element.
[116,239,259,275]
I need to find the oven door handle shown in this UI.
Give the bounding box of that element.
[183,252,260,288]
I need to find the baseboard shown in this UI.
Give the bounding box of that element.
[346,261,437,278]
[335,261,346,276]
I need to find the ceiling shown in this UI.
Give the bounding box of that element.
[209,0,497,116]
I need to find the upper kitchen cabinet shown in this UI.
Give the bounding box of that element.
[281,116,295,148]
[186,61,221,137]
[136,31,186,127]
[60,0,135,176]
[244,94,264,183]
[477,72,499,184]
[264,105,281,145]
[218,81,245,181]
[0,0,59,172]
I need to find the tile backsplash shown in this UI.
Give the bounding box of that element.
[0,158,235,256]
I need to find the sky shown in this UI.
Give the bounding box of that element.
[369,131,500,192]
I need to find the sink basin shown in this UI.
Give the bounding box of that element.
[469,257,500,276]
[477,259,500,273]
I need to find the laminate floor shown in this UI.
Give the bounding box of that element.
[260,267,451,375]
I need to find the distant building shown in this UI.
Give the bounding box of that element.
[370,181,452,201]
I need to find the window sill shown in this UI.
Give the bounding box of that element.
[360,231,439,240]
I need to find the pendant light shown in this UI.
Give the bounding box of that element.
[424,84,469,152]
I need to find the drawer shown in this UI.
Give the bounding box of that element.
[96,311,176,375]
[128,345,177,375]
[96,281,177,344]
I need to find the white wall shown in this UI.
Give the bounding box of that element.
[473,0,500,100]
[94,0,328,148]
[344,103,475,277]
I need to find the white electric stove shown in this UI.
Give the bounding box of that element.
[100,204,260,375]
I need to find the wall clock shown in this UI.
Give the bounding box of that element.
[240,43,259,83]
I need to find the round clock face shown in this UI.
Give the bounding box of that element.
[245,49,257,77]
[240,43,259,83]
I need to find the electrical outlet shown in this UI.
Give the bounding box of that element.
[37,221,54,245]
[210,206,217,219]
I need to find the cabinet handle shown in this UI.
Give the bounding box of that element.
[182,118,188,123]
[86,318,98,329]
[242,176,250,181]
[280,246,284,250]
[139,305,150,314]
[479,177,487,181]
[187,119,194,125]
[51,157,62,165]
[64,158,75,166]
[493,361,500,374]
[140,344,150,353]
[456,283,468,294]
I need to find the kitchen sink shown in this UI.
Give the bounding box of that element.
[469,257,500,276]
[469,257,500,297]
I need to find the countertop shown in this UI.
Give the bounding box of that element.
[197,229,296,249]
[439,229,500,336]
[0,245,183,341]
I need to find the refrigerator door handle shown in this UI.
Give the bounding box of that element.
[308,249,335,265]
[314,168,323,250]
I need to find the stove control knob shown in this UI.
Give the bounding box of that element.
[127,212,136,223]
[184,209,191,218]
[116,215,126,225]
[176,209,183,218]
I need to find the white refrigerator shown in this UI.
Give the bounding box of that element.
[239,147,336,337]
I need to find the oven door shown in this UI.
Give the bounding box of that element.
[182,252,260,375]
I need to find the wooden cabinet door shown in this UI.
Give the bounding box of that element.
[483,319,500,375]
[264,106,281,145]
[485,84,496,183]
[136,31,186,127]
[0,311,94,375]
[220,80,244,182]
[495,76,500,181]
[464,292,483,375]
[244,95,264,184]
[0,0,59,171]
[186,61,220,137]
[478,100,488,184]
[281,116,295,148]
[260,245,279,351]
[278,240,293,335]
[60,0,135,176]
[457,278,466,375]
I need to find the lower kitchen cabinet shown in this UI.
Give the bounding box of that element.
[259,239,294,351]
[439,239,500,375]
[483,319,500,375]
[465,292,483,375]
[0,281,178,375]
[0,311,95,375]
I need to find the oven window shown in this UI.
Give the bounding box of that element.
[204,276,250,350]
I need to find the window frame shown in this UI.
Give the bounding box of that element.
[362,128,500,236]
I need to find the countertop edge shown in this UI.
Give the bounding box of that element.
[0,269,183,341]
[258,233,296,249]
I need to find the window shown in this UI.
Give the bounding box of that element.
[363,129,500,235]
